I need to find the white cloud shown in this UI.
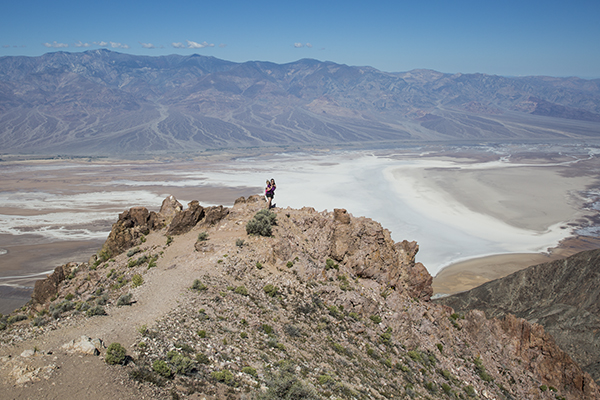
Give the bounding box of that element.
[140,42,156,49]
[110,42,130,49]
[187,40,214,49]
[294,43,304,48]
[43,41,68,48]
[306,43,313,48]
[172,42,186,49]
[219,43,227,48]
[74,41,91,48]
[94,41,109,47]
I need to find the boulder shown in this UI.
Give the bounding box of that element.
[31,263,76,305]
[167,201,205,235]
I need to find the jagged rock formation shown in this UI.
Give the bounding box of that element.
[1,196,598,399]
[435,248,600,385]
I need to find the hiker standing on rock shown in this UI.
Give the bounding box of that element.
[265,178,276,209]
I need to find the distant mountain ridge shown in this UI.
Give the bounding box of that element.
[1,49,600,155]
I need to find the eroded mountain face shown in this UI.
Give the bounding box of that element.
[1,196,598,399]
[1,50,599,155]
[436,248,600,386]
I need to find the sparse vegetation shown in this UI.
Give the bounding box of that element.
[117,293,133,306]
[105,342,127,365]
[132,274,144,287]
[246,209,277,236]
[263,284,278,297]
[197,231,209,241]
[191,279,207,291]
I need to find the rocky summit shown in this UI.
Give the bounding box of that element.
[0,196,598,399]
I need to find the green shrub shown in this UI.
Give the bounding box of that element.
[116,293,133,306]
[325,258,339,270]
[197,330,206,338]
[153,359,173,378]
[474,356,493,382]
[246,210,277,236]
[436,343,444,353]
[234,285,248,296]
[147,255,158,269]
[197,232,209,242]
[191,279,207,291]
[193,353,209,365]
[167,351,194,375]
[131,274,143,288]
[105,342,127,365]
[7,314,28,324]
[262,324,274,335]
[256,261,263,269]
[65,293,75,301]
[235,238,244,247]
[286,261,294,268]
[127,248,142,257]
[370,314,382,324]
[166,235,173,246]
[211,369,234,384]
[464,385,476,397]
[242,366,257,377]
[86,305,106,317]
[263,284,278,297]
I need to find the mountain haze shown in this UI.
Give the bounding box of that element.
[1,49,600,155]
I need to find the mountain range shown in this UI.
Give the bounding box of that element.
[1,49,600,155]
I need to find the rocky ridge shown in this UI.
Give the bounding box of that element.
[435,248,600,386]
[0,196,597,399]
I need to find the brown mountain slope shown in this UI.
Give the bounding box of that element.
[1,50,600,155]
[435,248,600,385]
[0,197,597,399]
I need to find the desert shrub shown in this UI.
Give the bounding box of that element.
[235,238,244,247]
[153,359,173,378]
[474,356,493,382]
[325,258,339,270]
[234,285,248,296]
[127,248,142,257]
[147,255,158,269]
[86,305,106,317]
[166,235,173,246]
[75,301,90,312]
[65,293,75,301]
[261,324,274,335]
[191,279,207,291]
[246,210,277,237]
[286,261,294,268]
[464,385,476,397]
[242,366,257,377]
[50,300,74,319]
[256,369,319,400]
[211,369,234,384]
[283,324,302,337]
[31,316,47,327]
[7,314,28,324]
[263,284,278,297]
[96,294,109,305]
[117,293,133,306]
[370,314,382,324]
[436,343,444,353]
[167,351,195,375]
[105,342,127,365]
[256,262,263,269]
[131,274,143,287]
[129,366,164,387]
[98,248,111,263]
[240,331,248,339]
[195,353,210,364]
[197,329,207,338]
[197,231,209,242]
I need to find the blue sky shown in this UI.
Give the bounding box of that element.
[1,0,599,78]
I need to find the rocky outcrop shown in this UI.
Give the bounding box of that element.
[31,263,77,306]
[159,195,183,224]
[166,201,205,236]
[435,248,600,384]
[101,206,164,257]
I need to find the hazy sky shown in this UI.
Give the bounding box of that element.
[1,0,599,78]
